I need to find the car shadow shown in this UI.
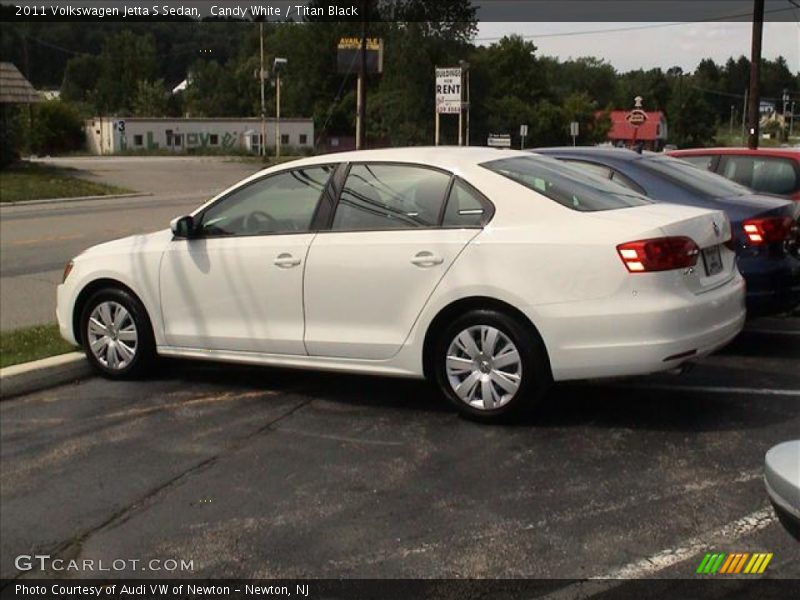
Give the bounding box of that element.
[148,357,797,434]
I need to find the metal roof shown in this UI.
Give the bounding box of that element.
[0,62,41,104]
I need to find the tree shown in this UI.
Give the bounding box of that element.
[94,31,158,114]
[27,100,85,155]
[132,80,169,117]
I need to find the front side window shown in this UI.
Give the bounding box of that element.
[198,166,333,237]
[482,156,652,212]
[332,164,451,230]
[722,156,798,196]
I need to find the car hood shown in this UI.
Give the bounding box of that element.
[78,229,174,260]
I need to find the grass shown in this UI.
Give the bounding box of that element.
[0,162,131,203]
[0,323,76,369]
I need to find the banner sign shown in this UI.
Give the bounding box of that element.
[337,37,383,74]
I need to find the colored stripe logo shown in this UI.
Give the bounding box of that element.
[696,552,773,574]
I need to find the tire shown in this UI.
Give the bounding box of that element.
[79,287,155,379]
[432,309,550,421]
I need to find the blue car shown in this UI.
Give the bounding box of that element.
[533,147,800,316]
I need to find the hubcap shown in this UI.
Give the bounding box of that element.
[445,325,522,411]
[87,301,138,370]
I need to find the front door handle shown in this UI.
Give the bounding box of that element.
[411,251,444,267]
[274,252,301,268]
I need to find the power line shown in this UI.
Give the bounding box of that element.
[473,5,797,43]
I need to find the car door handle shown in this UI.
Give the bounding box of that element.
[411,251,444,267]
[274,253,301,268]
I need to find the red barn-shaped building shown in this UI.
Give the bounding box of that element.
[601,110,668,151]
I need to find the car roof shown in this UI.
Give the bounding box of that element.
[278,146,536,172]
[668,147,800,159]
[532,146,645,161]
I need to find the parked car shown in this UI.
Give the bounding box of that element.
[667,147,800,201]
[534,147,800,316]
[765,440,800,541]
[57,148,745,420]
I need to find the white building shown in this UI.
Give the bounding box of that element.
[85,117,314,155]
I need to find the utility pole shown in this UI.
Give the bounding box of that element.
[729,104,735,138]
[356,0,368,150]
[741,88,748,145]
[259,23,266,158]
[747,0,764,149]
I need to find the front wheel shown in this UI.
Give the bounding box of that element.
[433,309,550,421]
[80,288,155,378]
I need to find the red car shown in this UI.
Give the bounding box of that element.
[667,147,800,201]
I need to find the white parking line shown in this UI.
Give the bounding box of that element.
[618,384,800,397]
[537,507,776,600]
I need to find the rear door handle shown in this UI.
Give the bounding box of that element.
[411,251,444,267]
[274,252,301,268]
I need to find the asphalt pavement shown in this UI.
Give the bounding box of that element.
[0,157,259,331]
[1,318,798,583]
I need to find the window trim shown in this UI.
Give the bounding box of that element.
[186,163,338,240]
[321,161,494,234]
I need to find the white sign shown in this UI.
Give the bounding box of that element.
[436,67,462,114]
[487,134,511,148]
[520,124,528,137]
[570,121,579,137]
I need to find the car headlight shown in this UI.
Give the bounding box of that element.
[62,260,74,283]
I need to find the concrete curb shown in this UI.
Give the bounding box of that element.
[0,192,151,208]
[0,352,92,400]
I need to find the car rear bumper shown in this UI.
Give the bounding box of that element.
[531,272,746,381]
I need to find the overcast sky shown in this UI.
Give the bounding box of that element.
[475,22,799,73]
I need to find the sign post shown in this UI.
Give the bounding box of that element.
[569,121,579,146]
[435,67,462,145]
[519,124,528,149]
[625,96,649,151]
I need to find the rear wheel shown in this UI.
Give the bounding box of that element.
[433,309,550,421]
[80,288,155,378]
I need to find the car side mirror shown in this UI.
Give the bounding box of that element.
[170,215,195,239]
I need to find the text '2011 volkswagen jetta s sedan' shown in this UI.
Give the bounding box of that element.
[57,148,746,420]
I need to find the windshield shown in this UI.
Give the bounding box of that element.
[640,155,752,198]
[481,155,652,212]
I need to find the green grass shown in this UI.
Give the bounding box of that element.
[0,323,76,369]
[0,162,131,203]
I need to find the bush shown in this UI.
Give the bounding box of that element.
[27,100,85,156]
[0,105,22,168]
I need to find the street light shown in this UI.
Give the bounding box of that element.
[459,59,470,146]
[273,57,287,159]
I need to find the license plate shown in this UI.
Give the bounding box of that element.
[701,245,723,276]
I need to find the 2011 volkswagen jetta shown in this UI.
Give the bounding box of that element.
[56,148,746,420]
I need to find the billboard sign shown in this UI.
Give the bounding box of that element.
[337,37,384,74]
[436,67,462,114]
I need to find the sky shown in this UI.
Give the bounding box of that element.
[475,22,800,72]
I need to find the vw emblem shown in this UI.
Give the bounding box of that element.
[713,221,721,237]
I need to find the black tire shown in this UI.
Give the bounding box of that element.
[432,309,550,421]
[79,287,155,379]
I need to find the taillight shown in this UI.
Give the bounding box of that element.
[617,236,699,273]
[742,217,795,246]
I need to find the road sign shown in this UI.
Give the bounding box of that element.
[570,121,579,136]
[626,110,648,127]
[435,67,462,114]
[520,124,528,137]
[487,134,511,148]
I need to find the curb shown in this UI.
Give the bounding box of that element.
[0,192,151,208]
[0,352,93,400]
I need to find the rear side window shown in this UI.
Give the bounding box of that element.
[482,156,652,212]
[721,155,798,196]
[332,164,450,231]
[442,179,493,227]
[679,154,716,170]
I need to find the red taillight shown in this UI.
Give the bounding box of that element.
[617,236,699,273]
[742,217,794,246]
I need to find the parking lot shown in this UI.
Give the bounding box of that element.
[2,316,798,584]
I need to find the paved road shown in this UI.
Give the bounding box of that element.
[2,321,798,583]
[0,157,260,331]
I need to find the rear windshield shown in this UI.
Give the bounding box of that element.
[481,155,652,212]
[640,155,752,198]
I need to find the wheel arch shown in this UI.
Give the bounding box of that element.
[72,278,153,346]
[421,296,552,381]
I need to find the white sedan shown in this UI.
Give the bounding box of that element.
[56,148,746,420]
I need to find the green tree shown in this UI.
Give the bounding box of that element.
[94,31,158,114]
[27,100,85,155]
[132,79,169,117]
